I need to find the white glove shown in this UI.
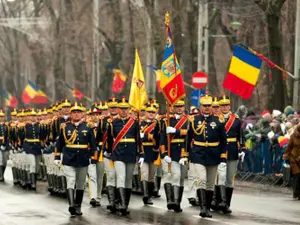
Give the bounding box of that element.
[140,133,145,139]
[138,157,144,167]
[267,131,275,139]
[179,158,187,166]
[166,126,176,134]
[153,148,159,152]
[255,134,262,138]
[104,151,111,158]
[246,123,253,130]
[54,160,61,166]
[164,155,172,163]
[218,162,227,169]
[239,152,245,162]
[1,145,6,150]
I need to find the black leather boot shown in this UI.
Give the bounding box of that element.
[61,176,67,198]
[142,180,149,204]
[48,174,53,193]
[225,187,233,214]
[26,171,31,189]
[125,188,132,215]
[153,177,161,198]
[42,165,47,182]
[67,188,76,217]
[197,189,212,218]
[90,198,101,207]
[206,190,214,212]
[12,167,18,185]
[164,183,175,210]
[118,187,127,216]
[173,185,183,212]
[75,190,84,216]
[147,182,154,205]
[132,175,138,193]
[30,173,36,190]
[106,186,116,213]
[218,185,230,213]
[0,166,4,182]
[211,185,220,211]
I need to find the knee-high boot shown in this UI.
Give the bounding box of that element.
[197,189,212,218]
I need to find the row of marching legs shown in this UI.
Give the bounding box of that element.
[187,161,237,218]
[10,152,48,191]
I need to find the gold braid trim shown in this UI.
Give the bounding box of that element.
[62,125,77,145]
[191,120,206,136]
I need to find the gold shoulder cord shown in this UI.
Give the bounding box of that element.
[62,125,77,145]
[191,119,206,136]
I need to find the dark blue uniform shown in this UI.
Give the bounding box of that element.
[21,123,42,156]
[188,114,227,166]
[0,122,8,149]
[160,115,189,162]
[107,117,143,163]
[222,113,242,161]
[55,121,97,168]
[140,119,160,163]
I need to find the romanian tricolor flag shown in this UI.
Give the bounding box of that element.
[65,83,84,100]
[21,81,39,105]
[32,90,48,104]
[112,69,127,93]
[2,89,18,108]
[148,65,162,92]
[160,12,185,105]
[223,45,263,100]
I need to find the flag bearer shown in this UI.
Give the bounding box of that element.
[160,99,189,213]
[106,97,144,216]
[140,103,160,205]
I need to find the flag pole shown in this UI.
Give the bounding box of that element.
[240,44,296,79]
[165,12,171,172]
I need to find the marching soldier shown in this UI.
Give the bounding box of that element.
[140,103,160,205]
[160,99,189,212]
[187,93,226,218]
[211,96,222,210]
[217,94,242,214]
[0,110,8,182]
[101,97,119,213]
[152,100,163,198]
[55,102,97,217]
[9,109,19,185]
[86,105,102,207]
[106,97,144,216]
[19,109,43,190]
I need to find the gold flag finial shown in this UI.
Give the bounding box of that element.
[165,11,170,26]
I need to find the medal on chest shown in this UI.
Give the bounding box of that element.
[210,122,216,129]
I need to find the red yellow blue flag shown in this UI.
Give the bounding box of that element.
[223,45,263,99]
[160,12,185,105]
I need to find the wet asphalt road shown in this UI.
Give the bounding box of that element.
[1,169,300,225]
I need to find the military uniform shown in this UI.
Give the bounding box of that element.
[101,97,119,213]
[140,104,160,205]
[160,99,189,212]
[86,106,102,207]
[216,95,242,214]
[9,109,19,185]
[19,109,43,190]
[106,97,143,215]
[55,102,97,217]
[187,94,226,218]
[0,110,8,182]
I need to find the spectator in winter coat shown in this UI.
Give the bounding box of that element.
[283,124,300,199]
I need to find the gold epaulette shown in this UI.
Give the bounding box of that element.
[107,118,112,123]
[218,114,225,123]
[87,121,94,128]
[188,115,194,122]
[60,123,67,130]
[17,122,25,128]
[234,114,240,119]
